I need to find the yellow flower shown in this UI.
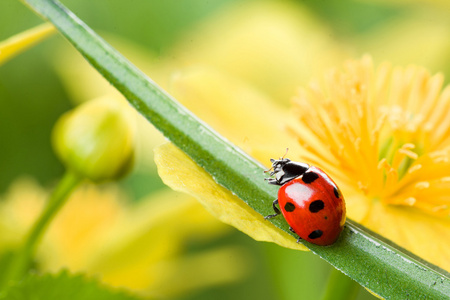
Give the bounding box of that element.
[290,55,450,270]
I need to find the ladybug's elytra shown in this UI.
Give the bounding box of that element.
[265,157,346,246]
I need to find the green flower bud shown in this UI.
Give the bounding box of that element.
[52,97,136,182]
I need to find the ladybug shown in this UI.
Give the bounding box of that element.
[265,157,346,246]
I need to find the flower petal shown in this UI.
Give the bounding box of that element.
[154,142,306,251]
[362,200,450,272]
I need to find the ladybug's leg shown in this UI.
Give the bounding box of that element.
[265,178,282,186]
[289,227,302,243]
[264,199,281,219]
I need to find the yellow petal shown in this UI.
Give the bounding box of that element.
[0,23,55,65]
[154,142,306,251]
[362,200,450,271]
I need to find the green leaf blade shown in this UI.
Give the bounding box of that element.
[20,0,450,298]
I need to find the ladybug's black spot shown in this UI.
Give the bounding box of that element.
[309,200,325,213]
[334,186,340,198]
[324,216,328,220]
[308,230,323,239]
[284,202,296,212]
[302,172,319,184]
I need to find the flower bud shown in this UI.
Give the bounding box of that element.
[52,97,136,182]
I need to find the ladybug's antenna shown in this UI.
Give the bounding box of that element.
[264,159,277,174]
[281,148,289,160]
[264,166,273,174]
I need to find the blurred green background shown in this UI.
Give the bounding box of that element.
[1,0,449,299]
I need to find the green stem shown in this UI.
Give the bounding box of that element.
[1,170,83,287]
[321,268,360,300]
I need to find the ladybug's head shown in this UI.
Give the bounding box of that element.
[266,158,309,186]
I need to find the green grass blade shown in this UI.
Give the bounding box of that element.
[21,0,450,298]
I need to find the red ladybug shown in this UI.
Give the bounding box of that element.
[265,157,346,246]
